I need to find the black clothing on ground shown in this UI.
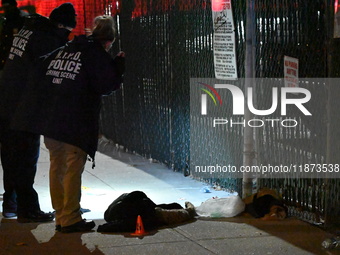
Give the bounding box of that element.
[98,191,183,232]
[245,194,286,218]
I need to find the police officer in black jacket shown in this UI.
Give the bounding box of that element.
[0,0,28,219]
[12,15,125,233]
[0,3,77,222]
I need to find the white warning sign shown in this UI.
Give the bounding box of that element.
[212,0,238,80]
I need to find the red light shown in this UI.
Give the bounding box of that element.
[336,0,339,14]
[212,0,227,12]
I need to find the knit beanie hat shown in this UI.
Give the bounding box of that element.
[1,0,17,6]
[49,3,77,28]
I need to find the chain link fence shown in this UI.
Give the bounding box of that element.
[253,0,338,228]
[97,0,339,228]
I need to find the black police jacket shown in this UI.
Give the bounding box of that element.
[0,14,71,122]
[12,35,123,161]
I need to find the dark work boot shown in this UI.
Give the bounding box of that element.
[17,210,54,223]
[61,219,95,233]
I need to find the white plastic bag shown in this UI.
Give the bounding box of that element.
[196,195,245,218]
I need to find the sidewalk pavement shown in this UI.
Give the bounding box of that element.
[0,138,338,255]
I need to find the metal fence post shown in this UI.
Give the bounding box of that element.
[242,0,255,198]
[325,0,340,230]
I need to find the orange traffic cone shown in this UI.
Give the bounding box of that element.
[130,215,147,236]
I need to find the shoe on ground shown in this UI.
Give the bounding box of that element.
[61,219,95,233]
[2,211,17,218]
[17,210,54,223]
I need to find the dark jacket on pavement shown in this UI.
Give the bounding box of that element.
[98,191,183,232]
[12,35,124,160]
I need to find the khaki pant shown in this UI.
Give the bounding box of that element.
[44,137,87,227]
